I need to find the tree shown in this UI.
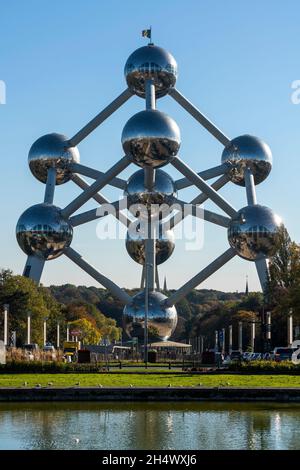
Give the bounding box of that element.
[69,318,101,345]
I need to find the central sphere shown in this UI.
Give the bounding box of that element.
[124,44,177,98]
[122,109,180,168]
[124,168,177,218]
[126,225,175,265]
[28,133,80,185]
[222,135,272,186]
[123,291,177,341]
[16,203,73,260]
[228,205,283,261]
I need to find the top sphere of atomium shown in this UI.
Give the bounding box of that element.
[228,204,283,261]
[28,133,80,184]
[124,44,178,98]
[122,109,181,168]
[16,203,73,260]
[124,168,177,218]
[123,290,177,341]
[222,135,272,186]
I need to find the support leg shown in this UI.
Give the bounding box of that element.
[23,256,45,284]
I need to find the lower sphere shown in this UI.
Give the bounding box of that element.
[123,290,177,341]
[16,203,73,260]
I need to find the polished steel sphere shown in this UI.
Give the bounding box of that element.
[124,168,177,218]
[228,205,283,261]
[123,290,177,341]
[124,44,177,98]
[122,110,180,168]
[222,135,272,186]
[126,225,175,265]
[16,203,73,260]
[28,133,80,184]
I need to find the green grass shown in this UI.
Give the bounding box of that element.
[1,373,300,388]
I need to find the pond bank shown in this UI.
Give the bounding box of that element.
[1,386,300,402]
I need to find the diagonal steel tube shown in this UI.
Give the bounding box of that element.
[68,88,133,147]
[64,247,132,305]
[169,88,231,146]
[175,163,230,190]
[70,162,126,190]
[164,248,236,307]
[71,174,130,227]
[163,200,230,230]
[61,156,130,218]
[171,157,237,218]
[244,168,257,206]
[191,174,230,205]
[69,199,127,227]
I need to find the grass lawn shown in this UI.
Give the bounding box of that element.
[0,373,300,388]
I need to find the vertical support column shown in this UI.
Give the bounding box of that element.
[287,310,293,347]
[27,312,31,345]
[23,256,45,284]
[57,322,60,350]
[3,304,9,347]
[244,168,257,206]
[250,321,256,352]
[66,324,70,342]
[228,324,232,354]
[44,167,56,204]
[238,321,243,353]
[200,336,204,354]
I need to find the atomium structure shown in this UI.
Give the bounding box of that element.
[16,42,283,343]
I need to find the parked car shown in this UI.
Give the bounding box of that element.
[43,344,55,352]
[273,347,296,362]
[24,343,39,351]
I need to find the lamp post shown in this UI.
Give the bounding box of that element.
[27,311,31,345]
[66,323,70,342]
[57,322,60,350]
[287,309,293,347]
[3,304,9,347]
[228,324,232,354]
[43,317,48,346]
[238,321,243,353]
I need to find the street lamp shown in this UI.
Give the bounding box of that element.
[43,317,48,346]
[3,304,9,347]
[27,311,31,345]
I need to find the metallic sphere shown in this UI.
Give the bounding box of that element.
[122,110,180,168]
[28,133,80,184]
[126,225,175,265]
[228,204,283,261]
[124,168,177,218]
[124,44,177,98]
[123,290,177,341]
[222,135,272,186]
[16,203,73,260]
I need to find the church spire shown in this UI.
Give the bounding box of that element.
[245,275,249,295]
[163,276,168,292]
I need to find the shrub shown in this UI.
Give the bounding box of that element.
[228,360,300,373]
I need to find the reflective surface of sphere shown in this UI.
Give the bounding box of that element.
[124,168,177,217]
[16,203,73,260]
[222,135,272,186]
[122,110,180,168]
[126,225,175,265]
[228,205,282,261]
[123,290,177,341]
[28,133,80,184]
[124,44,177,98]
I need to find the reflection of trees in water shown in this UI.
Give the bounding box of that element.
[1,403,300,450]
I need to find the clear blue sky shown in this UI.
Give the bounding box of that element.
[0,0,299,292]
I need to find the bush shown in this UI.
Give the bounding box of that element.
[228,360,300,373]
[0,361,109,374]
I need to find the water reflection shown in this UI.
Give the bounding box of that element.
[0,402,299,450]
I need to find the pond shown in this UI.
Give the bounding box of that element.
[0,402,299,450]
